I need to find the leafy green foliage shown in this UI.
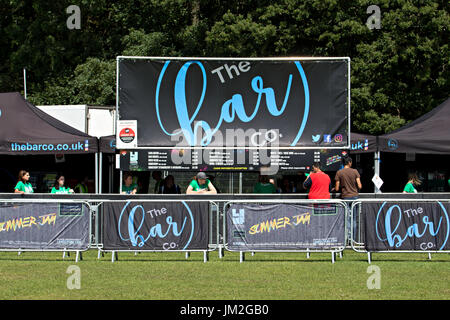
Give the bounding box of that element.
[1,0,448,133]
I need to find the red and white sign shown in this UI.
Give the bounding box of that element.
[116,120,138,148]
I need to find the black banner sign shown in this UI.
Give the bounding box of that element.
[0,202,90,250]
[362,201,450,251]
[117,58,349,148]
[226,203,345,251]
[102,201,209,250]
[119,148,348,172]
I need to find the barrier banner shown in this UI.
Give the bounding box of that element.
[226,203,345,250]
[102,201,209,250]
[117,58,349,148]
[362,201,450,251]
[0,202,90,250]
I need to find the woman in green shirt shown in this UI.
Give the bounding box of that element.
[121,173,138,194]
[403,173,421,193]
[51,175,74,194]
[14,170,34,194]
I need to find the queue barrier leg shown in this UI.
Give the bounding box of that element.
[368,252,372,264]
[75,251,82,263]
[111,251,118,263]
[203,251,208,263]
[240,251,245,263]
[185,251,190,259]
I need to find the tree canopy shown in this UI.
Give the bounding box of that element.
[1,0,448,134]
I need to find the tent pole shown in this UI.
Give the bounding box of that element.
[374,151,380,193]
[119,170,123,194]
[99,151,103,194]
[95,152,99,194]
[23,68,27,99]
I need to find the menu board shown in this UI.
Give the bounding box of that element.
[119,149,347,172]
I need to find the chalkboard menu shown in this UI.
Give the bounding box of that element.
[118,149,348,172]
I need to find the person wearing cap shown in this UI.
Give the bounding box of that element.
[303,162,331,199]
[186,172,217,194]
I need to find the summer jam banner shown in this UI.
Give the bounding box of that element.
[0,202,90,250]
[117,58,349,148]
[226,203,345,251]
[362,201,450,251]
[102,201,209,250]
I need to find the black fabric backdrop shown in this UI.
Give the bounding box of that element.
[362,201,450,251]
[0,92,98,154]
[118,58,349,148]
[378,97,450,154]
[226,203,345,250]
[0,202,90,250]
[102,201,209,250]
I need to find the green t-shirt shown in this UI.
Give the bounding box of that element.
[189,179,210,191]
[51,186,72,194]
[403,182,417,193]
[14,181,34,193]
[253,182,277,194]
[122,183,138,194]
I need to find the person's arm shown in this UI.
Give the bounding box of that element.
[356,177,362,190]
[14,182,24,194]
[206,182,217,194]
[303,175,312,189]
[335,181,340,192]
[186,185,200,194]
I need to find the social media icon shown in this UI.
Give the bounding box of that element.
[334,134,343,143]
[312,135,321,143]
[323,135,331,143]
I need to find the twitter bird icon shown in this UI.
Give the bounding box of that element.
[312,135,321,143]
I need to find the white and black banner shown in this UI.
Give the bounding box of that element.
[226,203,345,251]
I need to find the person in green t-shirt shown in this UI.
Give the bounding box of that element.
[51,174,74,194]
[403,173,421,193]
[121,173,138,194]
[14,170,34,194]
[74,176,89,193]
[253,174,277,194]
[186,172,217,194]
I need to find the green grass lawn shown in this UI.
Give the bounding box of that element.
[0,249,449,300]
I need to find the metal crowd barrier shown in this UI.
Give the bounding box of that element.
[223,199,348,263]
[0,198,93,262]
[1,194,449,264]
[350,199,450,263]
[94,199,219,263]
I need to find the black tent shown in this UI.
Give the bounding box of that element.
[0,92,98,154]
[349,132,378,154]
[379,97,450,154]
[0,92,100,193]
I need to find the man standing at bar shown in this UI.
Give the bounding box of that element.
[334,156,362,240]
[334,156,362,200]
[303,162,331,199]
